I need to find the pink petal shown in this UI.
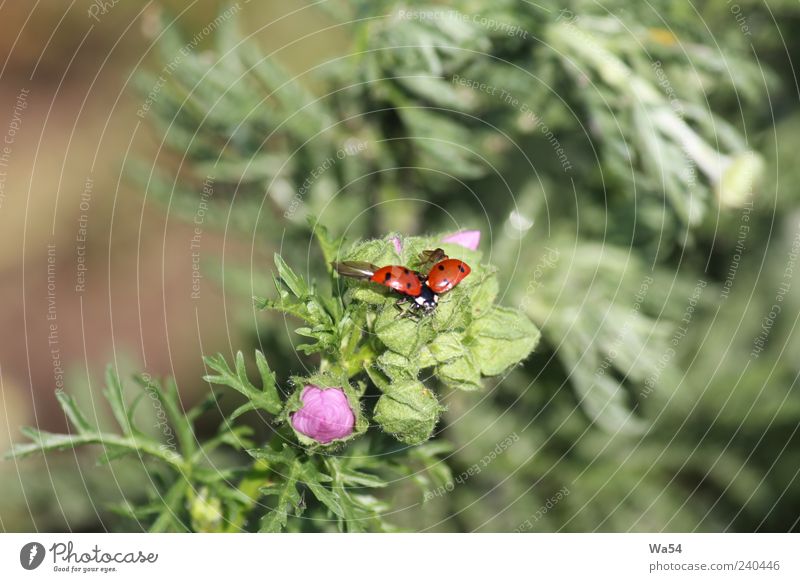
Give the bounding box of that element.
[290,386,355,444]
[390,237,403,255]
[442,230,481,250]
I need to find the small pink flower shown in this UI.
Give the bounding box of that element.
[290,386,355,444]
[442,230,481,250]
[390,237,403,255]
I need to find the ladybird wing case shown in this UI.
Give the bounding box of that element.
[370,265,423,296]
[426,259,471,294]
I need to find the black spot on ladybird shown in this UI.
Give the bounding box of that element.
[384,272,392,281]
[459,265,465,273]
[403,268,409,274]
[406,282,412,289]
[438,264,445,271]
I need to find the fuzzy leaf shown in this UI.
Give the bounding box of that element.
[374,307,436,358]
[469,306,540,376]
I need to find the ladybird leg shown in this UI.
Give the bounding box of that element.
[393,297,420,320]
[392,296,408,319]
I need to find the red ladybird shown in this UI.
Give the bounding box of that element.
[332,248,471,312]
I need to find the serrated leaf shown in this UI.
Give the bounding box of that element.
[340,468,388,489]
[6,427,183,467]
[311,221,346,271]
[273,253,309,298]
[257,295,314,322]
[203,351,282,415]
[248,445,295,465]
[259,461,302,533]
[301,471,344,518]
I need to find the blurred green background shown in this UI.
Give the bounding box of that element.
[1,0,799,532]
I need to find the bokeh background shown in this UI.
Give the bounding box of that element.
[1,0,799,532]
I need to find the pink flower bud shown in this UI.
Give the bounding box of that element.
[290,386,355,444]
[442,230,481,250]
[390,237,403,255]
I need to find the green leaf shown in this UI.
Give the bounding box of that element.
[469,306,540,376]
[7,427,183,467]
[311,220,346,271]
[374,307,436,358]
[256,295,314,323]
[259,457,302,533]
[324,456,390,532]
[468,268,499,319]
[103,366,135,436]
[203,351,282,415]
[406,441,454,495]
[135,376,196,460]
[273,253,309,298]
[338,468,387,489]
[299,462,344,519]
[9,430,101,458]
[150,478,191,533]
[55,392,94,435]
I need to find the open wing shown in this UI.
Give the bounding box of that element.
[417,248,448,273]
[331,261,379,280]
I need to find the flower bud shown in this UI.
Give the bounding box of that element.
[374,380,443,445]
[188,487,222,533]
[290,385,355,444]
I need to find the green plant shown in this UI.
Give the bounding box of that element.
[6,232,537,532]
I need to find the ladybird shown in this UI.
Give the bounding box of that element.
[332,248,471,312]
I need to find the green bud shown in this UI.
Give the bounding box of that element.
[376,350,419,381]
[188,487,223,533]
[374,380,444,445]
[437,350,483,391]
[429,332,468,362]
[717,151,763,208]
